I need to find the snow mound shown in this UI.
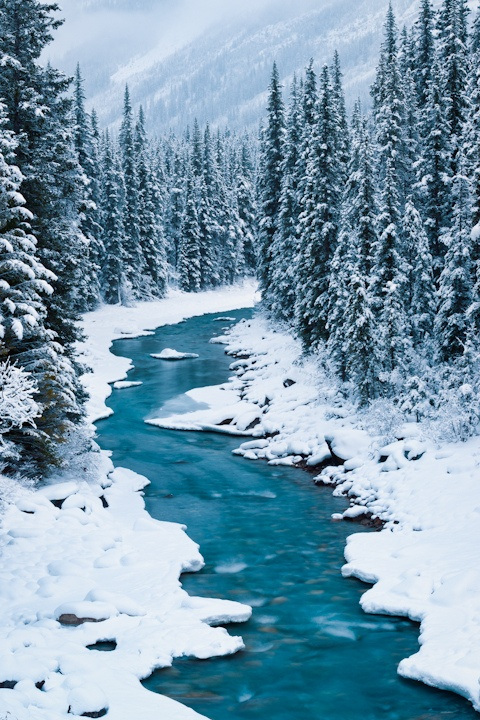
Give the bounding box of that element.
[113,380,143,390]
[151,348,199,360]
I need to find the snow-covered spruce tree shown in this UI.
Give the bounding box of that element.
[135,107,168,298]
[328,110,379,397]
[257,63,285,312]
[165,146,186,272]
[101,132,128,304]
[197,123,219,288]
[0,0,88,454]
[236,139,257,275]
[415,52,453,274]
[370,4,412,383]
[73,65,103,310]
[436,153,474,362]
[403,200,436,352]
[296,64,343,349]
[466,12,480,336]
[437,0,470,167]
[414,0,436,111]
[119,85,145,298]
[178,174,202,292]
[399,26,420,207]
[330,51,350,183]
[216,131,246,286]
[270,76,302,325]
[0,101,81,470]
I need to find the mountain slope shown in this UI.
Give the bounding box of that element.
[49,0,475,132]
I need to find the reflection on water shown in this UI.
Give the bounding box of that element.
[96,308,476,720]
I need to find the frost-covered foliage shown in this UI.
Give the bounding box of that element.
[0,360,39,464]
[257,0,480,439]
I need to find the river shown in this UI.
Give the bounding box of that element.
[95,308,476,720]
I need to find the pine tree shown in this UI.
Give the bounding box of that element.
[0,100,79,470]
[178,174,202,292]
[135,107,167,298]
[119,85,145,297]
[436,154,474,361]
[236,138,257,274]
[403,200,436,349]
[371,5,411,379]
[271,76,301,324]
[101,133,127,304]
[437,0,470,163]
[73,64,103,310]
[296,65,343,348]
[414,0,435,110]
[330,51,350,182]
[328,111,378,391]
[0,0,87,440]
[415,53,453,272]
[257,63,285,311]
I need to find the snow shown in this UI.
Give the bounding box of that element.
[78,282,257,425]
[151,348,199,360]
[112,381,143,390]
[0,283,257,720]
[148,314,480,713]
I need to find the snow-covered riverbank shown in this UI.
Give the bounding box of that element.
[150,315,480,712]
[0,284,256,720]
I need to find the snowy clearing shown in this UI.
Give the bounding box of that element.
[149,315,480,712]
[0,283,257,720]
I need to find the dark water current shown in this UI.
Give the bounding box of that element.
[95,308,476,720]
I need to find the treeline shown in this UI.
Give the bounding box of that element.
[0,0,256,474]
[75,78,257,305]
[258,0,480,431]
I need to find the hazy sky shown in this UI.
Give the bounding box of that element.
[48,0,297,64]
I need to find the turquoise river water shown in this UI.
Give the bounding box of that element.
[95,308,477,720]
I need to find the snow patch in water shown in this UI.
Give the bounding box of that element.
[151,348,199,360]
[113,380,143,390]
[214,561,248,575]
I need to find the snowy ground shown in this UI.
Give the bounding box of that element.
[0,283,257,720]
[148,315,480,713]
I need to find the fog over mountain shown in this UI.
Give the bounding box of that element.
[46,0,472,132]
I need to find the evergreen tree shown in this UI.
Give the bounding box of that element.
[0,100,79,470]
[415,53,453,272]
[296,65,343,348]
[403,200,436,349]
[236,139,257,274]
[73,64,103,310]
[436,154,474,361]
[371,5,411,379]
[328,110,378,390]
[0,0,87,441]
[271,76,301,324]
[101,133,127,304]
[135,107,168,298]
[437,0,470,163]
[257,63,285,311]
[414,0,435,110]
[178,174,202,292]
[119,85,144,296]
